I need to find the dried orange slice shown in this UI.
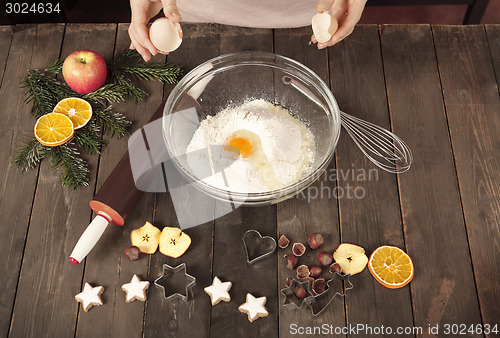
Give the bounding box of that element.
[53,97,92,129]
[34,112,74,147]
[368,245,414,289]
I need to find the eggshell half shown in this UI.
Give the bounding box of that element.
[312,12,338,43]
[149,17,183,53]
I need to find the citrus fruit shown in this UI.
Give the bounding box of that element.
[368,245,414,289]
[34,112,74,147]
[53,97,92,129]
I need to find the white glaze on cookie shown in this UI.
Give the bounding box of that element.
[121,274,150,302]
[204,276,232,306]
[238,293,269,322]
[75,283,104,312]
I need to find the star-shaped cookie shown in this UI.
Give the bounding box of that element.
[75,282,104,312]
[121,274,150,303]
[204,276,232,306]
[238,293,269,322]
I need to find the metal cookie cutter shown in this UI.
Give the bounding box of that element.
[280,279,314,310]
[154,263,196,302]
[303,272,354,317]
[242,230,277,265]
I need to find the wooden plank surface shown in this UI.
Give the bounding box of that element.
[0,24,65,337]
[381,24,483,334]
[432,25,500,333]
[2,23,500,338]
[74,23,162,338]
[274,27,346,337]
[329,25,415,333]
[210,26,278,338]
[486,25,500,86]
[9,24,117,338]
[0,26,13,89]
[143,24,224,338]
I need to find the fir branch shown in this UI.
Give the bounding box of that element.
[46,59,63,74]
[22,70,76,118]
[113,63,182,84]
[110,48,182,84]
[50,142,90,189]
[110,73,148,102]
[115,48,141,61]
[93,106,131,138]
[14,139,52,171]
[83,83,128,105]
[73,127,107,154]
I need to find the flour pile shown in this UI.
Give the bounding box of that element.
[186,99,316,193]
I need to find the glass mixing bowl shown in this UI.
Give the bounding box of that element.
[163,52,340,206]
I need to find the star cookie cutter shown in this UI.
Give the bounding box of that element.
[303,272,354,317]
[154,263,196,302]
[280,279,314,310]
[242,230,276,265]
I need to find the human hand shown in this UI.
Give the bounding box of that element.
[312,0,367,49]
[129,0,182,61]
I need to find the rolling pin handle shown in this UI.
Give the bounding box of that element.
[69,212,111,265]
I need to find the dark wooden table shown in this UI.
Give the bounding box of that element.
[1,23,499,338]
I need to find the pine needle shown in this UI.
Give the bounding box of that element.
[50,142,90,188]
[93,106,131,138]
[46,59,63,74]
[83,83,128,105]
[14,139,52,171]
[73,128,107,154]
[22,70,76,118]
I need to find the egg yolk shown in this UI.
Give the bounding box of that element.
[225,136,253,158]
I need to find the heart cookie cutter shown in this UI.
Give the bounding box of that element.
[154,263,196,302]
[242,229,277,265]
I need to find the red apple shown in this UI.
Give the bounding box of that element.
[62,50,107,94]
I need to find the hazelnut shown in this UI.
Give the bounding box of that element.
[312,278,327,295]
[329,262,343,274]
[292,242,306,257]
[310,266,322,278]
[296,264,310,279]
[278,235,290,249]
[294,286,307,299]
[284,254,297,270]
[124,245,141,261]
[308,233,324,249]
[317,251,333,266]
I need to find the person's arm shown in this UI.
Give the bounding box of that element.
[129,0,182,61]
[312,0,367,49]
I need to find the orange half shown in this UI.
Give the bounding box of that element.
[368,245,414,289]
[34,112,74,147]
[53,97,92,129]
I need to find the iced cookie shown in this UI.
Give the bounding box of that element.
[238,293,269,322]
[75,282,104,312]
[204,276,232,306]
[121,274,150,303]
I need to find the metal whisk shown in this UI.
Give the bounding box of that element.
[282,76,412,174]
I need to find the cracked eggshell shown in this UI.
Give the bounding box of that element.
[312,12,338,43]
[149,17,183,53]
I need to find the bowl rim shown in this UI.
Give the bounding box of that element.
[163,51,341,201]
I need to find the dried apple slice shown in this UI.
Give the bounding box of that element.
[130,222,161,254]
[333,243,368,275]
[159,227,192,258]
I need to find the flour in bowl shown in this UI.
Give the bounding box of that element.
[186,99,316,193]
